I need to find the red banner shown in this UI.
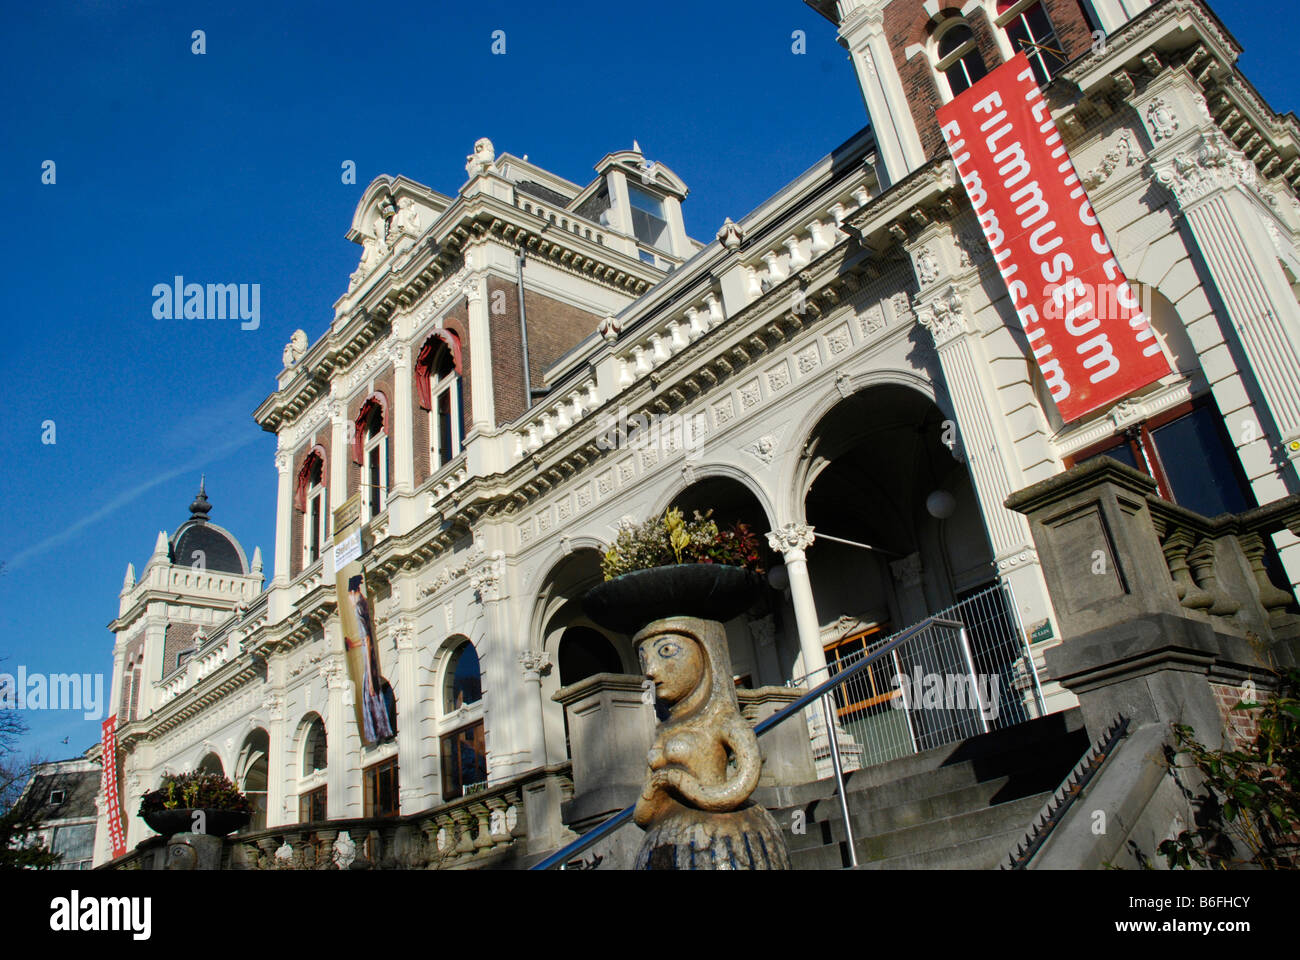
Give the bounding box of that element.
[937,53,1170,422]
[100,716,126,859]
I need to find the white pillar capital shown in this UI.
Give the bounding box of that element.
[767,523,815,559]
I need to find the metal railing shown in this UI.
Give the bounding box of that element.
[796,581,1045,769]
[531,580,1046,870]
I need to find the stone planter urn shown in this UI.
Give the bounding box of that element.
[141,808,249,839]
[584,564,791,869]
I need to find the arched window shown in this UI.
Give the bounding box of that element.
[935,21,988,98]
[996,0,1064,85]
[353,397,388,521]
[298,715,327,822]
[295,449,327,565]
[302,716,327,777]
[416,333,464,471]
[444,641,482,712]
[236,729,269,832]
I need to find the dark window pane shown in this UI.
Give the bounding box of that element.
[447,643,483,709]
[437,389,453,468]
[938,24,973,58]
[1081,440,1138,471]
[1151,408,1254,516]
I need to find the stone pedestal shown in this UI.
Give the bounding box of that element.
[553,672,655,828]
[737,686,817,787]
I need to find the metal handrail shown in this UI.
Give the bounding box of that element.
[530,614,964,870]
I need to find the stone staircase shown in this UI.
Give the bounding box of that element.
[766,708,1090,869]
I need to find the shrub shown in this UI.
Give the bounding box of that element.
[138,772,251,816]
[601,508,765,580]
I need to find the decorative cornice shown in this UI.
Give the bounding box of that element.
[1151,130,1263,207]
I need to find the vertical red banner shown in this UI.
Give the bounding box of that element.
[100,715,126,859]
[936,53,1170,422]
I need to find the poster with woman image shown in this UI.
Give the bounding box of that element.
[333,500,396,747]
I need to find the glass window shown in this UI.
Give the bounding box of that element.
[51,823,95,868]
[445,642,482,710]
[302,717,327,776]
[628,184,671,252]
[363,758,400,818]
[298,786,327,823]
[441,720,487,801]
[935,23,988,97]
[1149,406,1253,517]
[998,0,1066,85]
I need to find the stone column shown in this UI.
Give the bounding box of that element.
[273,450,293,586]
[465,276,495,434]
[392,616,428,813]
[329,398,349,515]
[1148,119,1300,587]
[321,649,350,819]
[837,7,925,185]
[389,342,415,496]
[766,523,828,681]
[520,650,552,773]
[265,691,286,827]
[914,284,1062,683]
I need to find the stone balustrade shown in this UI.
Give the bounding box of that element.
[1005,456,1299,743]
[512,378,601,458]
[107,775,543,870]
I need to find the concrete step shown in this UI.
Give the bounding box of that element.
[767,708,1087,810]
[854,825,1034,870]
[789,793,1050,869]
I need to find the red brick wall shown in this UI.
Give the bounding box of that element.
[161,622,198,677]
[487,277,600,427]
[120,633,144,718]
[1211,681,1262,752]
[883,0,1097,161]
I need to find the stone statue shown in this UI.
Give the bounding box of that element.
[164,832,222,870]
[333,830,357,870]
[465,137,497,178]
[282,329,308,368]
[632,615,790,869]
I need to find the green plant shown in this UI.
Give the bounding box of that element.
[1157,669,1300,869]
[138,772,251,817]
[601,508,766,580]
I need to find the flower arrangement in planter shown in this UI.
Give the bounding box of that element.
[138,772,252,838]
[587,509,766,635]
[600,508,765,580]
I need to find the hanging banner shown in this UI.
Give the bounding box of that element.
[936,53,1171,422]
[99,715,126,859]
[332,495,397,747]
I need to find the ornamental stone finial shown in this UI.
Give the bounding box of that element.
[282,329,309,369]
[598,315,623,343]
[716,217,744,251]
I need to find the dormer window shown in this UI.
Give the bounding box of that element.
[996,0,1064,86]
[934,21,988,98]
[628,184,671,253]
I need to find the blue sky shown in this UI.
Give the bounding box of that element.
[0,0,1288,762]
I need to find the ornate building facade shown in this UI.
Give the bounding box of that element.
[96,0,1300,867]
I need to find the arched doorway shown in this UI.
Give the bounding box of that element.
[197,752,224,777]
[534,548,631,763]
[235,729,269,832]
[558,626,623,687]
[797,383,1012,763]
[665,475,784,689]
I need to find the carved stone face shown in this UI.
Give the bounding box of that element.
[639,632,703,705]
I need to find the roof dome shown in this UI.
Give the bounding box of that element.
[168,477,249,575]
